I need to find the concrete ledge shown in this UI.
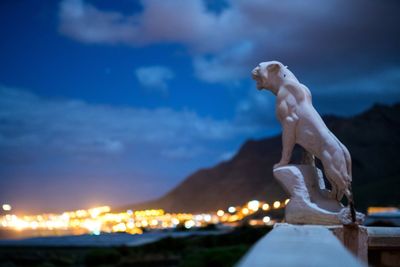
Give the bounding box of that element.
[328,225,368,262]
[236,224,365,267]
[367,227,400,249]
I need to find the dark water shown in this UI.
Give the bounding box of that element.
[0,230,227,247]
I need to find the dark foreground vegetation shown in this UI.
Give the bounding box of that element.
[0,225,271,267]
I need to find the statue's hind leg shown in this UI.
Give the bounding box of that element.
[320,152,350,201]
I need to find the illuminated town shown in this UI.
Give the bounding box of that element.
[0,199,290,237]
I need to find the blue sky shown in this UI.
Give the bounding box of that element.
[1,0,399,213]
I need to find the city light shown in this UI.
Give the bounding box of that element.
[263,216,271,224]
[262,203,270,211]
[367,207,399,215]
[112,222,127,233]
[284,199,290,205]
[242,208,249,215]
[203,214,211,222]
[0,199,290,236]
[172,218,180,225]
[247,200,260,212]
[2,204,11,211]
[228,206,236,213]
[217,210,225,217]
[184,220,195,229]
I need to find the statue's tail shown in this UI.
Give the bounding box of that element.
[346,187,356,223]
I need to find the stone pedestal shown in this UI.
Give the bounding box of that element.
[274,164,364,225]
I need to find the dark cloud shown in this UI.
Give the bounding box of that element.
[312,67,400,115]
[59,0,400,84]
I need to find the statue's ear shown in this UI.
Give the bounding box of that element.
[267,63,280,73]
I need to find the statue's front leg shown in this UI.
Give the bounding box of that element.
[274,118,296,169]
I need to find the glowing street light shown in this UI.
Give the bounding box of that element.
[217,210,225,217]
[228,206,236,213]
[2,204,11,211]
[247,200,260,212]
[263,216,271,224]
[184,220,195,229]
[273,201,281,209]
[242,208,249,215]
[262,203,270,211]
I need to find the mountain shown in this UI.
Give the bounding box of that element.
[121,103,400,213]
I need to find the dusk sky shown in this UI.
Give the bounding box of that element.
[1,0,399,213]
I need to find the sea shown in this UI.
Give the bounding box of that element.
[0,229,228,247]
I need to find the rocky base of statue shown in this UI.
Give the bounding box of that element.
[274,165,365,225]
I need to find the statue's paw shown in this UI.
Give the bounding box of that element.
[273,162,284,169]
[273,161,289,169]
[338,208,352,225]
[355,211,365,223]
[338,207,365,225]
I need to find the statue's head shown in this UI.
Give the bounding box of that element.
[252,61,286,91]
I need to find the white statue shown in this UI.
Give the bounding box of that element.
[252,61,364,224]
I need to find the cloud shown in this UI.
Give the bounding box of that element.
[0,86,249,166]
[323,68,400,96]
[59,0,139,45]
[160,146,204,160]
[59,0,400,83]
[193,41,254,83]
[219,150,235,161]
[135,65,174,94]
[235,88,278,131]
[313,67,400,115]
